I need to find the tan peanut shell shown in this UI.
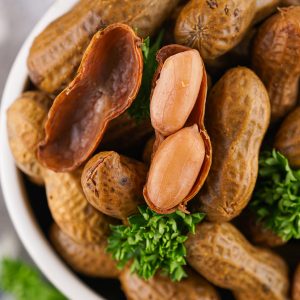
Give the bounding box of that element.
[120,268,220,300]
[197,67,270,222]
[50,223,119,278]
[81,151,147,220]
[6,91,51,185]
[38,24,143,172]
[293,264,300,300]
[144,45,212,214]
[174,0,256,60]
[186,222,289,300]
[274,107,300,168]
[27,0,179,94]
[252,6,300,122]
[44,168,116,245]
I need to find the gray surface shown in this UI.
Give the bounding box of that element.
[0,0,53,298]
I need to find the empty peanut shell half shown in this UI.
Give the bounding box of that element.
[50,223,119,278]
[7,91,52,185]
[120,267,220,300]
[27,0,179,94]
[82,151,147,220]
[38,24,143,172]
[44,168,116,245]
[144,45,212,214]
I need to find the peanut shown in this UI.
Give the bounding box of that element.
[28,0,180,94]
[252,6,300,121]
[50,223,119,278]
[145,125,205,211]
[6,91,52,185]
[81,151,147,220]
[186,222,289,300]
[197,67,270,221]
[150,50,203,136]
[44,168,116,245]
[120,268,220,300]
[274,107,300,168]
[38,24,143,172]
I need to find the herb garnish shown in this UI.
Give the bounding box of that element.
[251,149,300,241]
[0,258,66,300]
[107,206,205,281]
[127,31,164,121]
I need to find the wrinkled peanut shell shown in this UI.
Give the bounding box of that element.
[186,222,289,300]
[197,67,270,221]
[50,223,119,278]
[6,91,51,185]
[82,151,147,220]
[120,268,220,300]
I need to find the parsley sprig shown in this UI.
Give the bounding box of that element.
[251,149,300,241]
[107,206,205,281]
[127,31,164,121]
[0,258,66,300]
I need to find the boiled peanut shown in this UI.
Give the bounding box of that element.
[186,222,289,300]
[197,67,270,221]
[150,50,203,136]
[293,264,300,300]
[120,268,220,300]
[44,168,116,245]
[50,223,119,278]
[252,6,300,121]
[274,107,300,168]
[6,91,51,185]
[145,125,205,212]
[28,0,179,94]
[38,24,143,172]
[81,151,147,220]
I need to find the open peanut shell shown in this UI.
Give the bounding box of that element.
[38,23,143,172]
[143,45,212,214]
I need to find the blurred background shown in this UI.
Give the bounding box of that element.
[0,0,53,298]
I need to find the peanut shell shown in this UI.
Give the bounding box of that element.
[38,24,143,172]
[274,107,300,168]
[197,67,270,221]
[50,223,119,278]
[252,6,300,121]
[82,151,147,220]
[120,268,220,300]
[28,0,179,94]
[293,264,300,300]
[186,222,289,300]
[6,91,51,185]
[44,169,116,245]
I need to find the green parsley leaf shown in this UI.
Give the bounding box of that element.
[0,258,66,300]
[127,31,164,121]
[250,149,300,241]
[107,206,205,281]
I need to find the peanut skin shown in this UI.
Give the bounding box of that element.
[81,151,147,220]
[120,268,220,300]
[186,222,289,300]
[50,223,119,278]
[44,169,116,245]
[6,91,52,185]
[252,6,300,122]
[197,67,270,221]
[274,107,300,168]
[28,0,179,94]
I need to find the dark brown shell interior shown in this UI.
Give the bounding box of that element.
[38,24,143,172]
[144,44,212,214]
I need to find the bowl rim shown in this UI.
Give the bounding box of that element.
[0,1,104,299]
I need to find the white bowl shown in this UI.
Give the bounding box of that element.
[0,1,105,299]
